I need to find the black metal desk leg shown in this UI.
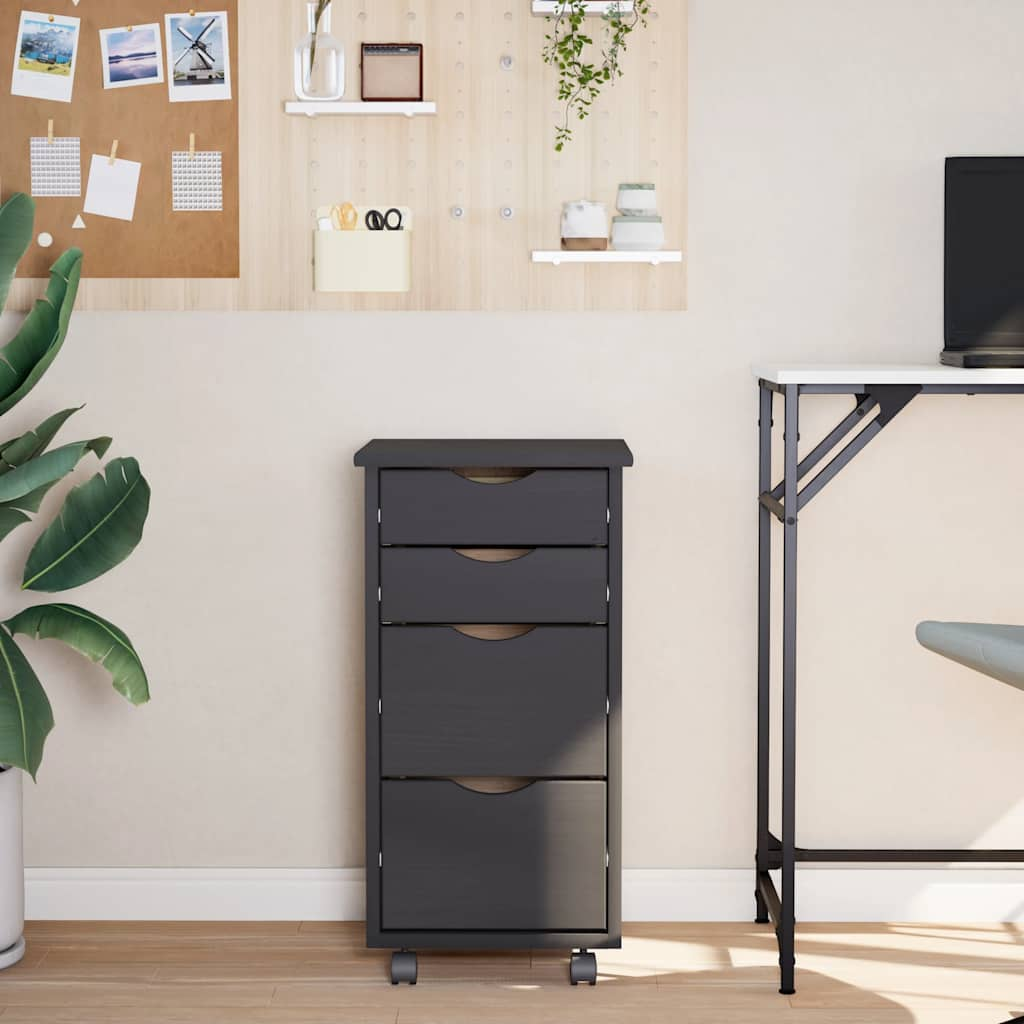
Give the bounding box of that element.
[755,382,773,924]
[779,384,799,995]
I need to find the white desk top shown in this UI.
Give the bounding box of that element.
[753,363,1024,385]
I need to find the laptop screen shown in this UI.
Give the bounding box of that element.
[946,157,1024,350]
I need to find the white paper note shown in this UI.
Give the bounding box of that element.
[30,136,80,197]
[171,150,222,211]
[83,154,141,221]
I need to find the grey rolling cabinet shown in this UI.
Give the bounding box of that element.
[354,440,633,986]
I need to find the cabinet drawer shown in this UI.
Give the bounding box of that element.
[380,469,608,546]
[380,548,607,624]
[381,780,606,931]
[381,626,607,777]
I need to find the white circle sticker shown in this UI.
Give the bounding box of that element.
[37,232,53,248]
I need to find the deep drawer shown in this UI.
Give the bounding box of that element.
[381,626,607,777]
[380,469,608,546]
[380,548,608,624]
[381,780,607,931]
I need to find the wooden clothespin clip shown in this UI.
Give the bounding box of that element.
[47,119,53,144]
[189,132,196,160]
[108,140,119,166]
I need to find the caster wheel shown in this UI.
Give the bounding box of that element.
[390,950,417,985]
[569,950,597,986]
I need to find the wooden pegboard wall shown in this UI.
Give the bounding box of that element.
[7,0,686,311]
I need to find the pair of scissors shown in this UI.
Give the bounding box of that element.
[329,203,359,231]
[365,207,404,231]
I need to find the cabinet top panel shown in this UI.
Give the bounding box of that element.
[354,439,634,469]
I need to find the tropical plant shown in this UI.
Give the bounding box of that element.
[541,0,651,152]
[0,194,151,781]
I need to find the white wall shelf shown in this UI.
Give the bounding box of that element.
[284,101,437,119]
[533,250,683,266]
[532,1,635,14]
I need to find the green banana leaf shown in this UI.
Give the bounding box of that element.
[0,508,31,543]
[0,407,81,473]
[6,604,150,706]
[23,457,150,593]
[0,438,111,508]
[0,194,34,315]
[0,628,53,779]
[0,248,83,417]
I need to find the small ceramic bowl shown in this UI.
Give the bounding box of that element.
[616,183,658,216]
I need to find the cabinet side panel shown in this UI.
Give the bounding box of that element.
[607,467,623,943]
[363,468,382,943]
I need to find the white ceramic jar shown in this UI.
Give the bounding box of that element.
[561,200,609,250]
[611,215,665,252]
[616,183,658,216]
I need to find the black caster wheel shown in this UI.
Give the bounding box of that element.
[569,950,597,986]
[390,950,417,985]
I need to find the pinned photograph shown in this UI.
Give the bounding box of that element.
[99,24,164,89]
[164,11,231,103]
[10,10,81,104]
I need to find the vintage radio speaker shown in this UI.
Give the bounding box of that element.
[361,44,424,101]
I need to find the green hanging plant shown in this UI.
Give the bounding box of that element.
[542,0,651,152]
[0,194,151,781]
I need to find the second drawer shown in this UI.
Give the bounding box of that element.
[381,625,608,777]
[380,547,608,623]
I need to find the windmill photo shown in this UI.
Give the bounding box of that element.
[173,16,223,83]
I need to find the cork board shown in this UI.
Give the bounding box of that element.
[0,1,239,278]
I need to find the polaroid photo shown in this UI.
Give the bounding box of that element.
[83,154,142,222]
[172,151,222,211]
[99,23,164,90]
[10,10,81,104]
[165,11,231,103]
[30,136,81,196]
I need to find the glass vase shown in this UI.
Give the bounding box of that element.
[294,2,345,101]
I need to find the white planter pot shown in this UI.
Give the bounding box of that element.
[0,767,25,969]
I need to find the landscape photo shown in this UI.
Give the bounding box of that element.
[11,11,80,102]
[165,11,232,102]
[18,16,74,75]
[100,24,163,89]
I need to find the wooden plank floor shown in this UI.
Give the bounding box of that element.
[0,921,1022,1023]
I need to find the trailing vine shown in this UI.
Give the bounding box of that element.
[542,0,651,152]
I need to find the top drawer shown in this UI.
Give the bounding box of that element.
[380,469,608,546]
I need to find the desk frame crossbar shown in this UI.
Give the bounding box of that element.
[755,377,1024,995]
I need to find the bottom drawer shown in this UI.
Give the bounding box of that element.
[381,780,607,932]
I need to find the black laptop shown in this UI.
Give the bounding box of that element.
[944,157,1024,368]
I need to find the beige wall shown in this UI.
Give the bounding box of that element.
[7,0,1024,869]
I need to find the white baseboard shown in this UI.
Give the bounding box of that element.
[24,867,1024,922]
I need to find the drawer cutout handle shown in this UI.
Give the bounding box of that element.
[454,548,534,563]
[452,624,537,641]
[453,467,535,485]
[451,777,536,795]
